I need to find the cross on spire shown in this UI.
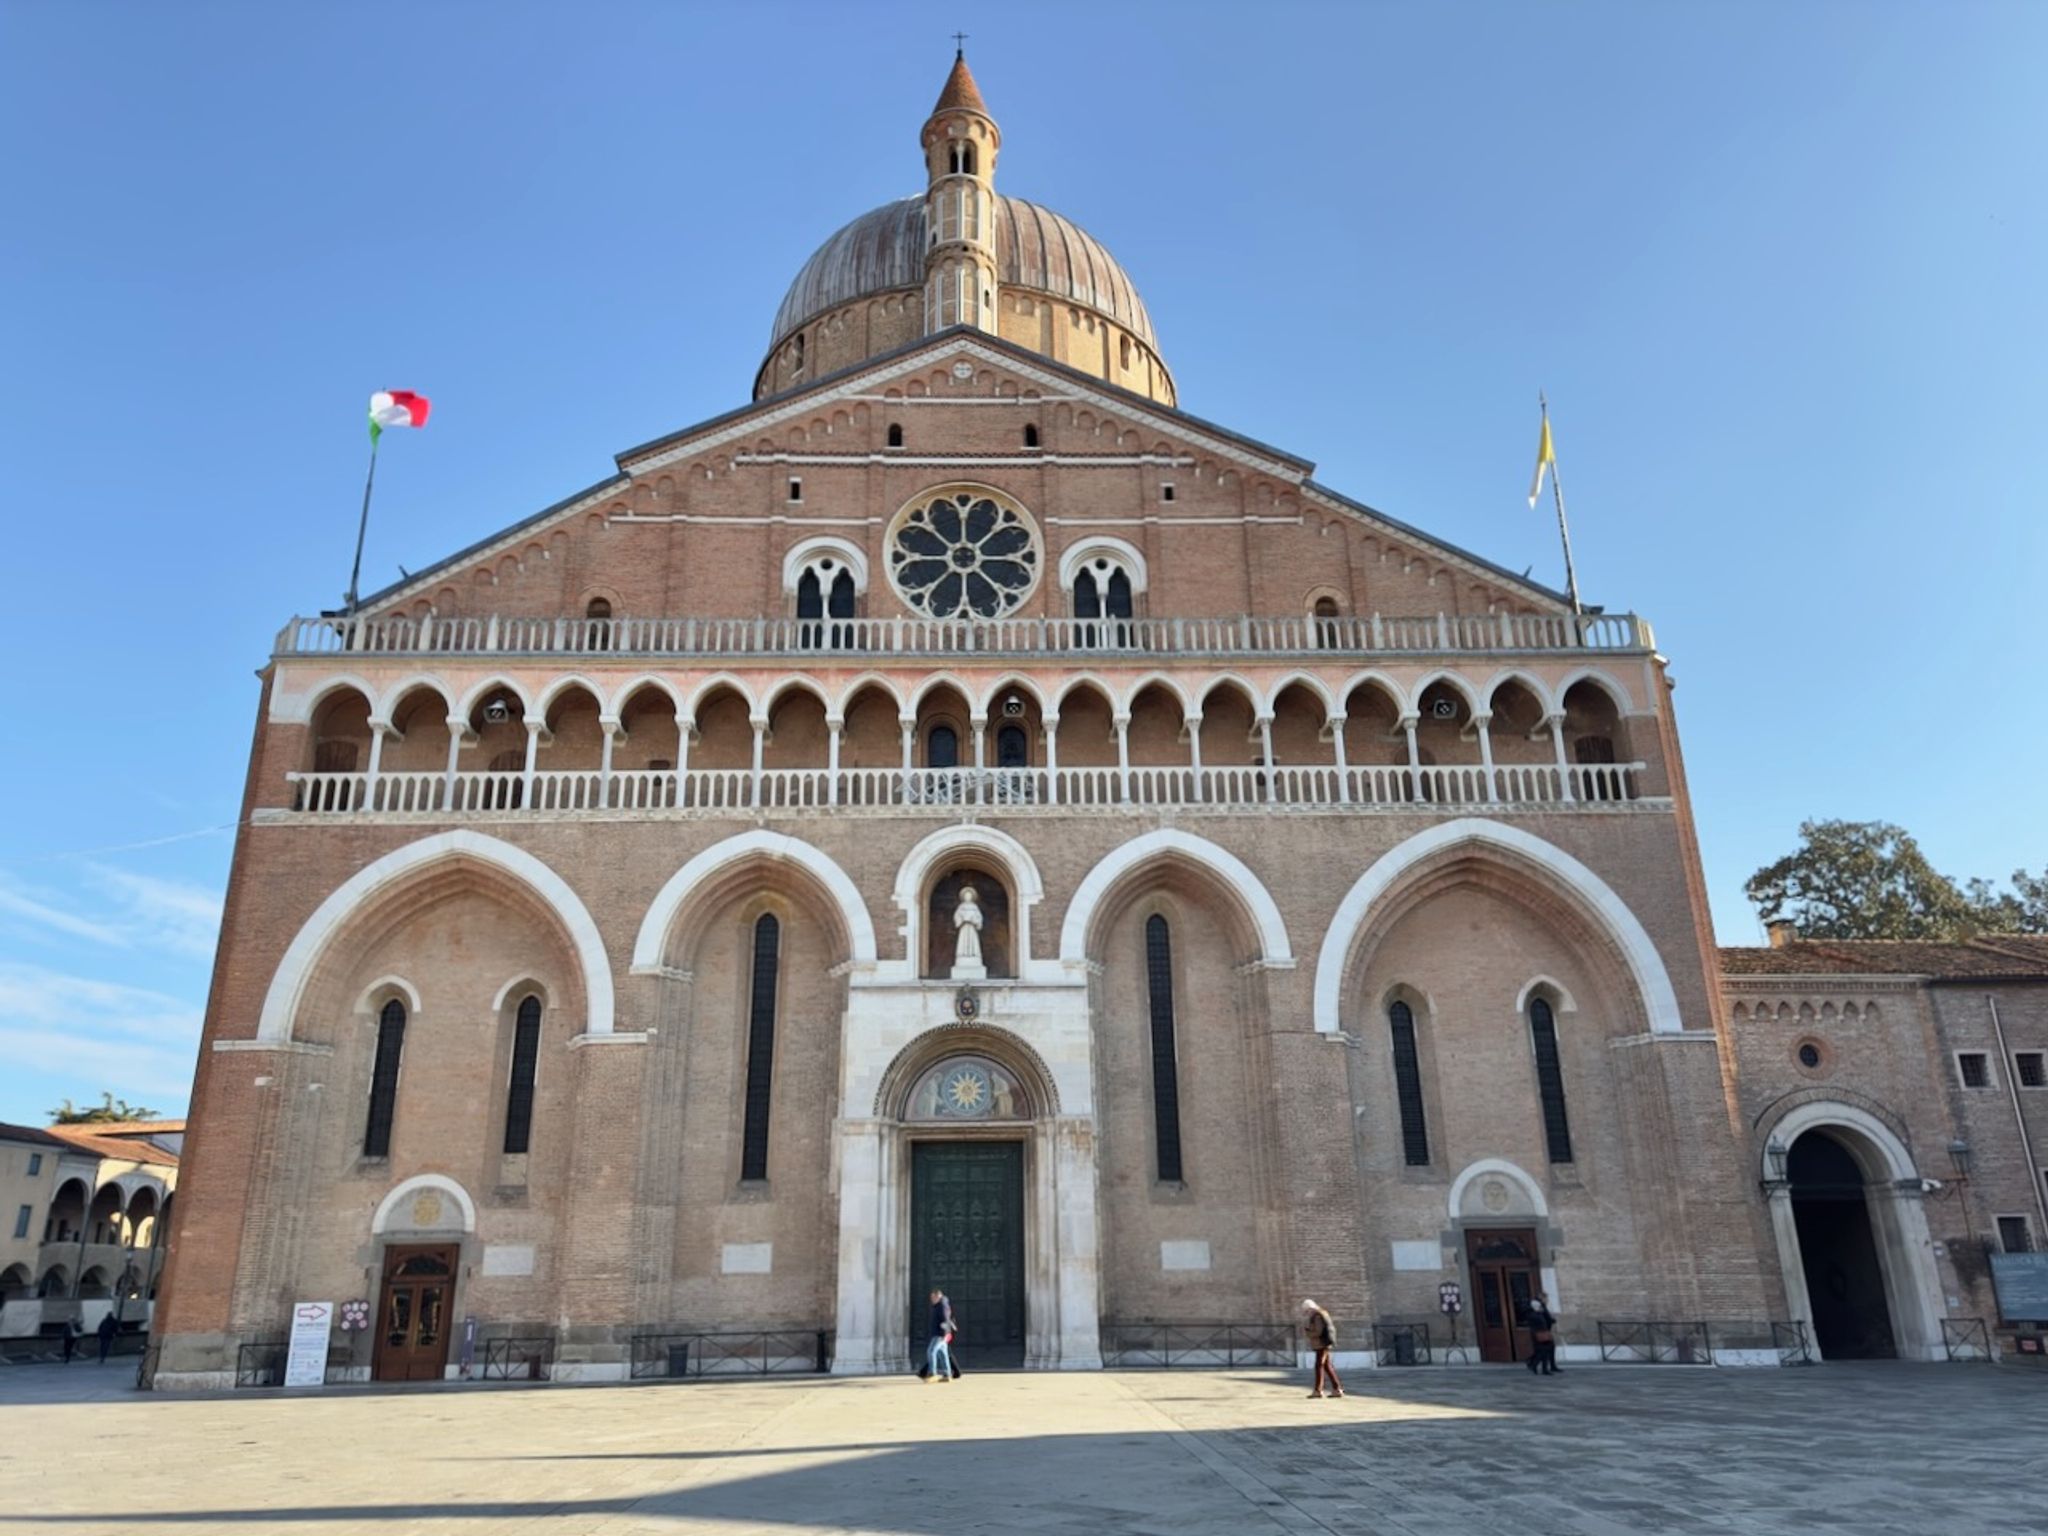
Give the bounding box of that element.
[952,31,968,58]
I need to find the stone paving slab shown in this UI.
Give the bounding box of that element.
[0,1362,2042,1534]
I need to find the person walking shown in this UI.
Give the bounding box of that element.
[1524,1296,1561,1375]
[95,1311,118,1364]
[924,1288,954,1384]
[61,1317,81,1364]
[1301,1299,1343,1398]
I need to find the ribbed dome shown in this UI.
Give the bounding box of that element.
[768,195,1159,356]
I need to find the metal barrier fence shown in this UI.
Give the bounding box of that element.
[1099,1321,1294,1369]
[1942,1319,1993,1363]
[480,1336,555,1380]
[1595,1320,1712,1365]
[234,1340,287,1387]
[1772,1321,1813,1365]
[630,1329,832,1379]
[1370,1321,1434,1366]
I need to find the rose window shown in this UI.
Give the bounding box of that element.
[888,488,1040,619]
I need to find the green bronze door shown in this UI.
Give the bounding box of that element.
[910,1140,1026,1369]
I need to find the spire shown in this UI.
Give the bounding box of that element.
[933,50,988,118]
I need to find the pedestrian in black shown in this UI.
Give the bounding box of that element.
[1524,1296,1561,1375]
[95,1312,119,1364]
[61,1317,81,1364]
[1300,1299,1344,1398]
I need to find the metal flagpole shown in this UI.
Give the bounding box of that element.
[345,433,381,616]
[1541,392,1583,618]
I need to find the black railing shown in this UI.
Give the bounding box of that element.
[480,1336,555,1380]
[134,1342,160,1391]
[1772,1321,1812,1365]
[1099,1321,1293,1369]
[1942,1318,1993,1363]
[1370,1321,1433,1366]
[1595,1320,1711,1365]
[234,1340,287,1388]
[630,1328,832,1379]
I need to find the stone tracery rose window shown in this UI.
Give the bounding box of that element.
[888,487,1040,619]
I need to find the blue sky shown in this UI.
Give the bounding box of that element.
[1,1,2042,1125]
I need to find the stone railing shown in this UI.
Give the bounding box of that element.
[275,610,1654,660]
[284,760,1650,816]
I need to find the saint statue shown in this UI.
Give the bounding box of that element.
[951,883,987,980]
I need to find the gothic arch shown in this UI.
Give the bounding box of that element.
[1061,828,1292,967]
[1312,819,1683,1035]
[890,824,1046,980]
[871,1022,1063,1118]
[257,830,613,1041]
[631,829,876,972]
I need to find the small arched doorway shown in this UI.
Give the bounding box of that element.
[1788,1130,1897,1359]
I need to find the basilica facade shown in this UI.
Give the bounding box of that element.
[153,57,2047,1386]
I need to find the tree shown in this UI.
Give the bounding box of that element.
[1747,820,2047,940]
[48,1092,161,1126]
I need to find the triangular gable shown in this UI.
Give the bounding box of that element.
[353,326,1569,615]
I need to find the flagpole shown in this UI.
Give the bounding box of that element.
[345,432,380,617]
[1540,392,1583,618]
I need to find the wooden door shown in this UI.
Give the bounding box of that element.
[910,1141,1026,1369]
[372,1245,457,1382]
[1465,1228,1541,1364]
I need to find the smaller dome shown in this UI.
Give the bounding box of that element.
[768,195,1160,358]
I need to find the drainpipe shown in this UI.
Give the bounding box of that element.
[1987,992,2048,1233]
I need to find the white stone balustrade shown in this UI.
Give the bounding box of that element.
[276,609,1655,659]
[283,760,1654,816]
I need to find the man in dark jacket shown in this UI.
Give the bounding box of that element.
[95,1311,119,1363]
[1524,1297,1561,1375]
[1301,1299,1344,1398]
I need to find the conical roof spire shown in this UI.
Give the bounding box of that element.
[932,50,988,118]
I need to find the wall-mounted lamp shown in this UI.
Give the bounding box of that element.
[1947,1138,1973,1179]
[1764,1136,1789,1184]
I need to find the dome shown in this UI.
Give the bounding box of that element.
[768,194,1160,357]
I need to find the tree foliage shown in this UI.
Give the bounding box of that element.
[48,1092,161,1125]
[1746,819,2047,941]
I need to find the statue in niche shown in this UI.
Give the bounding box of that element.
[950,883,988,981]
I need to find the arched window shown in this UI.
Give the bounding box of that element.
[1528,997,1573,1163]
[887,423,904,449]
[796,567,823,623]
[792,332,805,374]
[1145,915,1185,1183]
[363,998,406,1158]
[1119,335,1132,370]
[585,597,613,622]
[1074,568,1101,621]
[1023,423,1039,448]
[996,723,1028,768]
[1388,1000,1429,1166]
[926,724,958,768]
[503,994,542,1155]
[739,914,781,1182]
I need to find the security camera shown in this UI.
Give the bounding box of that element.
[1920,1177,1944,1194]
[1002,694,1026,717]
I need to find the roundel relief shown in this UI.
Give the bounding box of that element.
[887,487,1041,619]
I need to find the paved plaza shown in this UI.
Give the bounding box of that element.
[0,1361,2042,1535]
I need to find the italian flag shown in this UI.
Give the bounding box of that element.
[368,390,431,444]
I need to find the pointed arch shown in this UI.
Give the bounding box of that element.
[1336,669,1408,720]
[974,672,1052,718]
[454,675,536,720]
[609,674,686,719]
[1263,670,1338,721]
[1312,819,1683,1035]
[834,672,909,718]
[681,672,759,724]
[370,675,457,729]
[760,674,836,717]
[1407,669,1482,717]
[891,823,1047,981]
[1053,674,1121,717]
[1117,672,1197,719]
[1481,668,1557,717]
[256,831,613,1041]
[1557,666,1639,715]
[1061,828,1292,967]
[1196,672,1267,719]
[631,829,875,971]
[275,673,381,725]
[536,673,611,717]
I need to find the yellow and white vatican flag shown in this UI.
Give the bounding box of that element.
[1527,410,1557,509]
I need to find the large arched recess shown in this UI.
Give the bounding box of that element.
[257,830,613,1040]
[1312,819,1683,1036]
[632,830,876,973]
[1060,829,1292,968]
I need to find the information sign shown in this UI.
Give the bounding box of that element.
[283,1301,333,1388]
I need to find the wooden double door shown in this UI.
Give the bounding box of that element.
[373,1244,457,1382]
[909,1141,1026,1369]
[1465,1228,1542,1364]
